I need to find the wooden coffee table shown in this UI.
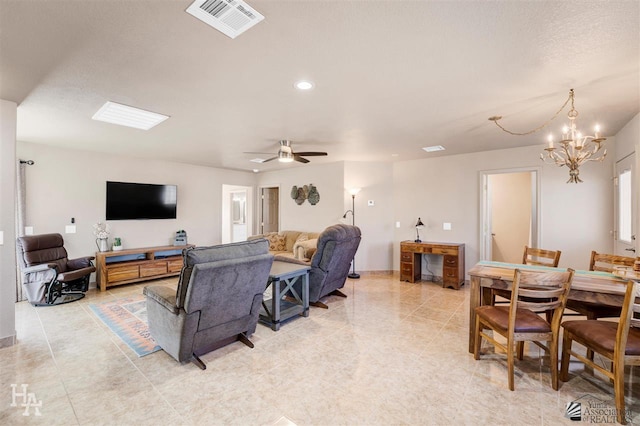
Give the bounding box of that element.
[259,261,310,331]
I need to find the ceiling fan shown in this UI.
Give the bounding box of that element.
[245,140,328,164]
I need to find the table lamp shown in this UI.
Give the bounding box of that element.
[415,217,425,243]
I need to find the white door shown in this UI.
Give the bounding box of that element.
[614,153,636,256]
[261,187,279,234]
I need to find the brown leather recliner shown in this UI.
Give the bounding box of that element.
[16,233,96,306]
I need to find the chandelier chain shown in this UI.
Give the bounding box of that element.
[490,90,574,136]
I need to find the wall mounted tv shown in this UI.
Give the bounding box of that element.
[106,181,177,220]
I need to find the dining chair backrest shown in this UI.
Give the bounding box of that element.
[617,280,640,353]
[589,251,636,273]
[522,246,561,267]
[510,268,575,329]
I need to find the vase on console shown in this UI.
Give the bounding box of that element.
[96,238,109,252]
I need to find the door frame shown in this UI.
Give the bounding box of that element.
[479,167,541,261]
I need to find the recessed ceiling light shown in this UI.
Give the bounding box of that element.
[250,158,265,163]
[295,81,314,90]
[92,102,169,130]
[422,145,445,153]
[391,153,399,157]
[252,169,259,173]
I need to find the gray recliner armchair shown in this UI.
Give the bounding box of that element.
[16,233,95,306]
[306,224,361,308]
[143,239,274,370]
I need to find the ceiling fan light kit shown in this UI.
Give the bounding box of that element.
[244,140,328,165]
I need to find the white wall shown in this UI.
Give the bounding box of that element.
[0,100,17,347]
[614,113,639,161]
[17,142,256,263]
[344,161,395,271]
[256,162,345,233]
[393,144,615,275]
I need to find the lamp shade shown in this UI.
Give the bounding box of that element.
[349,188,361,196]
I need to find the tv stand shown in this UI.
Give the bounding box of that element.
[96,244,194,291]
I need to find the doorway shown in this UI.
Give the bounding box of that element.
[614,153,636,256]
[260,186,279,234]
[221,185,253,244]
[480,168,540,262]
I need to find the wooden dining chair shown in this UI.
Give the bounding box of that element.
[564,251,636,361]
[475,268,575,391]
[560,280,640,425]
[522,246,562,267]
[491,246,562,305]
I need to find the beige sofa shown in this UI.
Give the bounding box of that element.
[248,230,319,265]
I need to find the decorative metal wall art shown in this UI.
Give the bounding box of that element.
[290,184,320,205]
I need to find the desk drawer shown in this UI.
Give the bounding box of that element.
[140,262,168,277]
[400,252,413,262]
[443,266,459,283]
[444,255,458,267]
[401,243,421,252]
[107,265,139,282]
[433,247,458,255]
[401,262,413,274]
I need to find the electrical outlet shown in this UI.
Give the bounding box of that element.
[65,225,76,234]
[24,226,34,235]
[443,222,452,231]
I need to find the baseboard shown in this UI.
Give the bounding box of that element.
[0,333,16,349]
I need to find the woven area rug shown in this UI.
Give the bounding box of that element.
[89,295,161,357]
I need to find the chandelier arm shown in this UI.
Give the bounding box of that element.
[490,92,573,136]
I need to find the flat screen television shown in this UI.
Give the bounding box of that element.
[106,181,177,220]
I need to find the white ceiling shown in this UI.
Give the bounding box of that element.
[1,1,638,172]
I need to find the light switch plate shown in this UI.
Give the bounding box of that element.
[395,221,400,228]
[65,225,76,234]
[368,200,375,206]
[24,226,34,235]
[0,231,3,245]
[443,222,452,231]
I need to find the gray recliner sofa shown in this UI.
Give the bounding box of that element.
[143,239,274,369]
[306,224,361,308]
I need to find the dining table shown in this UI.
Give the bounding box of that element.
[467,260,636,353]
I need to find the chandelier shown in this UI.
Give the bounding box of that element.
[489,89,606,183]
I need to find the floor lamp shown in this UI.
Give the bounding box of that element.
[343,188,361,279]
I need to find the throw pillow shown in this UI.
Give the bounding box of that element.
[265,233,286,252]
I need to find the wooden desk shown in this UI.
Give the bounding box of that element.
[467,260,632,353]
[400,241,465,289]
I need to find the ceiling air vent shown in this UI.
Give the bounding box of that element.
[186,0,264,39]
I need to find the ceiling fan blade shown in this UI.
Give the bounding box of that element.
[294,155,310,163]
[293,152,327,156]
[262,157,278,163]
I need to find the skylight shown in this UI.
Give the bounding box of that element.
[92,102,169,130]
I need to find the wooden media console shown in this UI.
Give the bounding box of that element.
[96,244,193,291]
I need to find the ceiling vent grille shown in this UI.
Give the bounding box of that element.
[186,0,264,39]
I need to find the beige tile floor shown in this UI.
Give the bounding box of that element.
[1,273,639,425]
